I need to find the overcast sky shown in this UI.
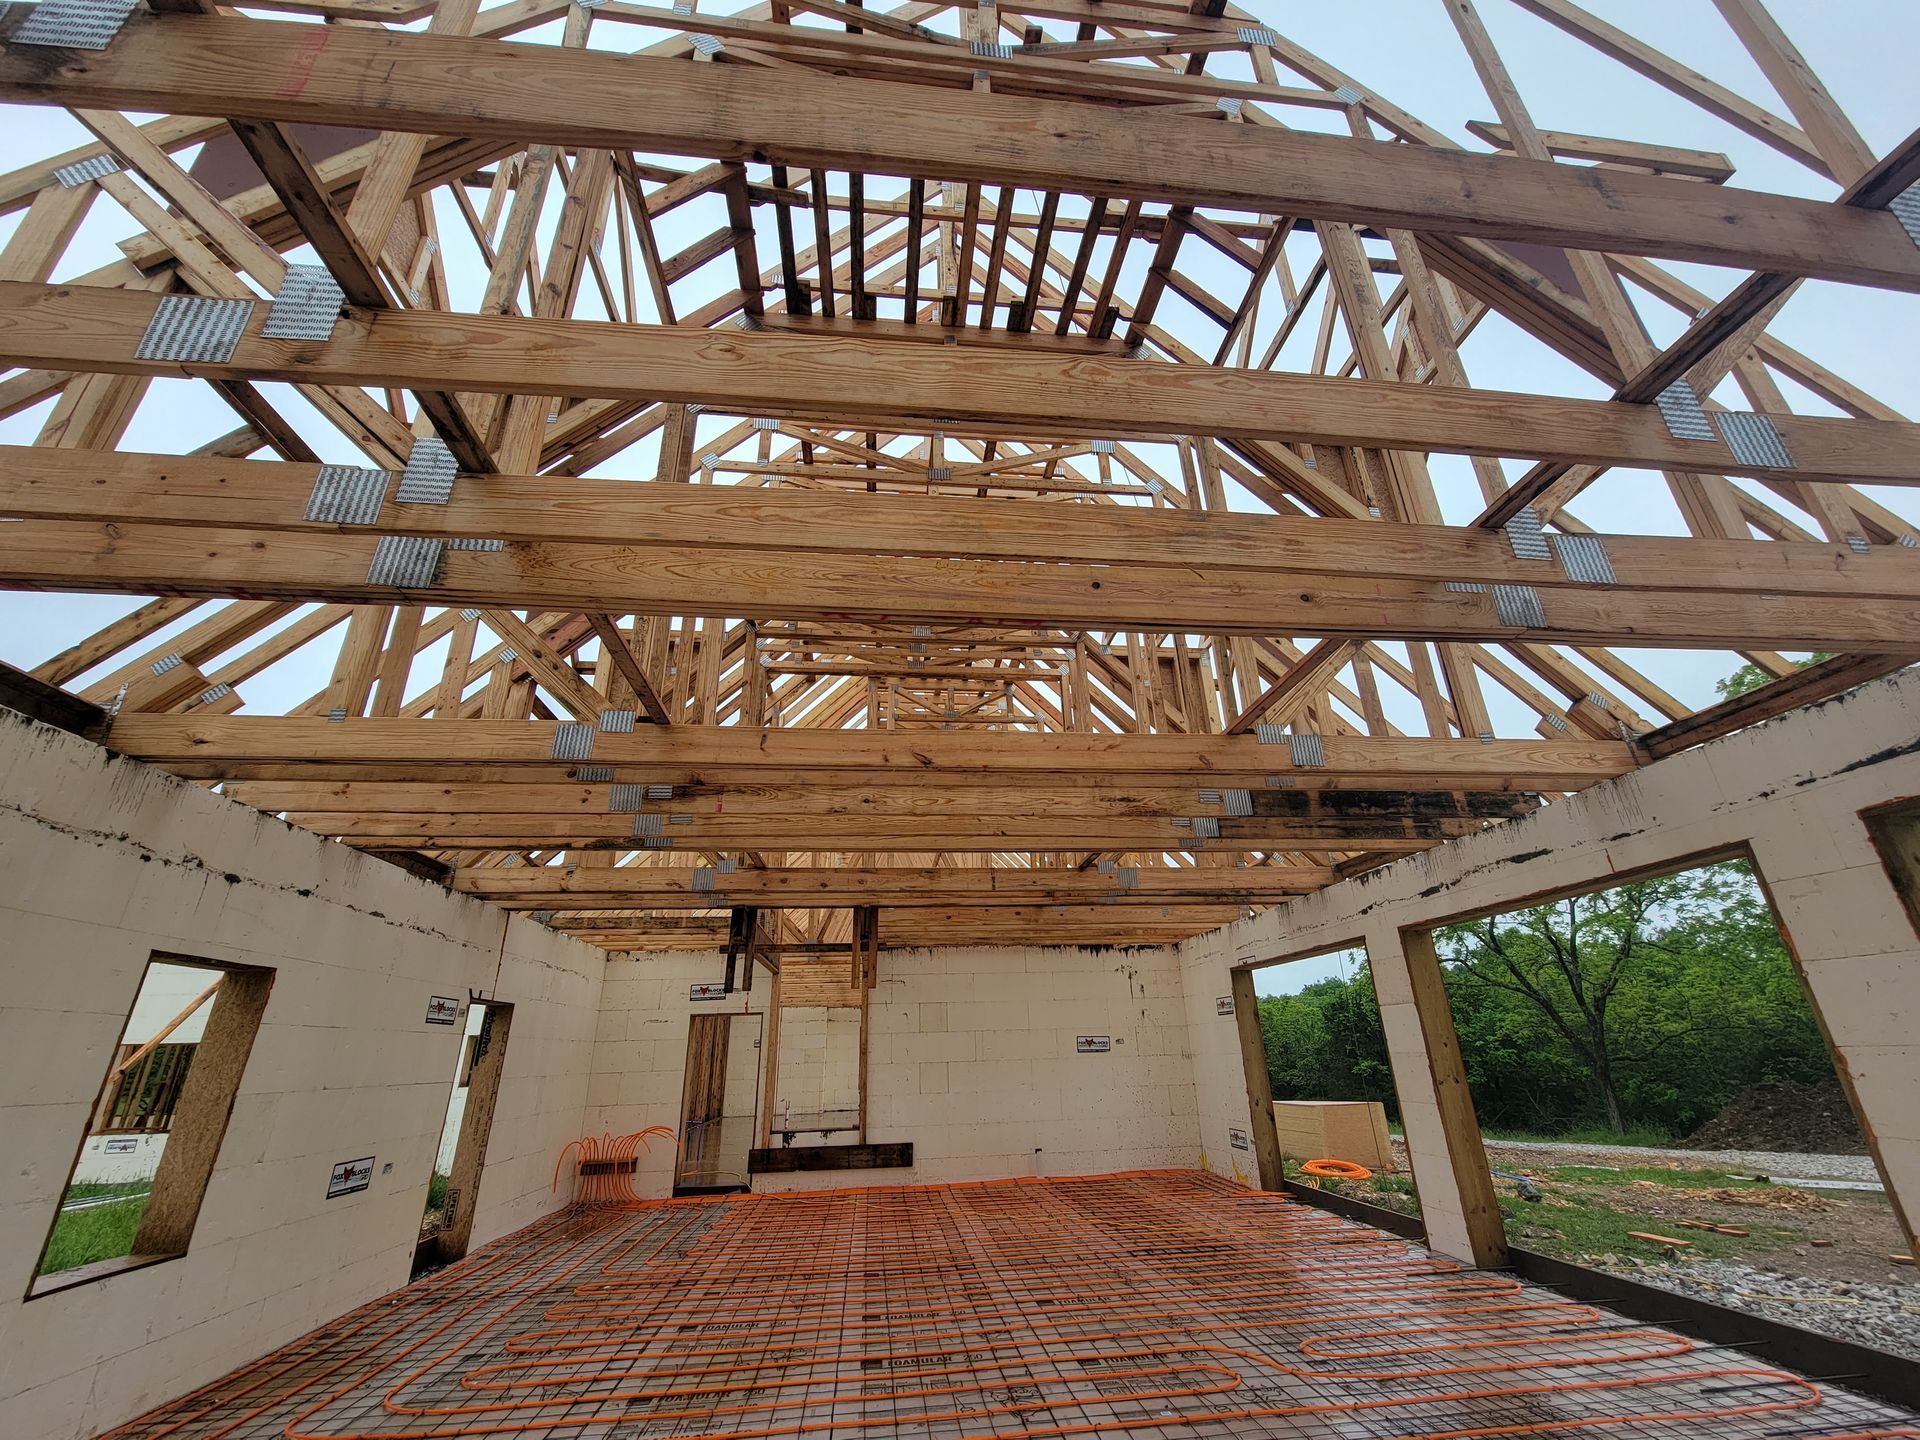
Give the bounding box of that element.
[3,0,1913,741]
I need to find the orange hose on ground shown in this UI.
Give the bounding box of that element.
[1302,1156,1374,1180]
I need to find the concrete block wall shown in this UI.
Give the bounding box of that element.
[586,943,1205,1195]
[1182,672,1920,1261]
[1179,927,1261,1186]
[0,712,603,1439]
[766,943,1203,1190]
[583,952,772,1196]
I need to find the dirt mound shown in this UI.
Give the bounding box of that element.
[1686,1080,1865,1155]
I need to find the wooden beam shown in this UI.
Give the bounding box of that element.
[8,448,1915,603]
[0,659,108,740]
[105,716,1638,790]
[7,14,1920,289]
[447,863,1333,909]
[9,515,1918,651]
[6,285,1920,484]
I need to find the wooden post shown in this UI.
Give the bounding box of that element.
[1229,966,1284,1191]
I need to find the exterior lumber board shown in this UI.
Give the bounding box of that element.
[5,285,1920,483]
[104,716,1636,789]
[448,865,1331,907]
[1,447,1915,601]
[3,16,1919,289]
[6,515,1919,650]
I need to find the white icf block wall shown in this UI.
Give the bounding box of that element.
[586,943,1208,1194]
[0,712,604,1439]
[1178,672,1920,1261]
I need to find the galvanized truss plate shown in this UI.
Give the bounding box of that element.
[574,765,612,782]
[1238,25,1278,45]
[1115,867,1138,888]
[1445,581,1487,593]
[1288,732,1326,768]
[1097,858,1116,873]
[609,784,647,812]
[262,264,345,341]
[1493,582,1547,629]
[1197,788,1222,805]
[1551,533,1617,585]
[1715,411,1794,469]
[692,868,716,892]
[528,910,555,924]
[927,467,953,481]
[1332,84,1364,105]
[734,314,764,332]
[1847,533,1872,554]
[551,722,596,761]
[1216,97,1244,118]
[1144,475,1166,494]
[1090,439,1115,454]
[642,836,674,849]
[326,707,347,722]
[715,857,737,873]
[647,783,674,800]
[397,438,457,504]
[690,32,722,55]
[1265,775,1296,788]
[599,709,636,733]
[1503,505,1551,562]
[194,682,233,706]
[669,814,693,825]
[1191,816,1221,840]
[11,0,139,49]
[1899,534,1918,549]
[752,417,778,430]
[447,537,504,551]
[458,607,482,622]
[365,535,443,588]
[151,653,184,676]
[1890,184,1920,247]
[53,153,119,188]
[1254,723,1286,745]
[971,39,1012,58]
[1222,788,1253,817]
[134,295,254,363]
[1653,380,1716,442]
[1543,713,1568,731]
[304,466,391,526]
[631,813,664,837]
[494,648,517,664]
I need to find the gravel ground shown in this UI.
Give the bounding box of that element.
[1480,1136,1883,1185]
[1616,1258,1920,1362]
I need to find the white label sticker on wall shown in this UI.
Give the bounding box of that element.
[1228,1127,1250,1152]
[1216,995,1235,1016]
[1075,1035,1111,1054]
[103,1137,137,1154]
[690,982,728,1002]
[425,995,462,1025]
[327,1156,375,1199]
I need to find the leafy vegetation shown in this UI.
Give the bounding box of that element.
[426,1171,449,1213]
[1258,860,1833,1137]
[1716,651,1832,699]
[38,1194,148,1276]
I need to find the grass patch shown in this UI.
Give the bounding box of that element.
[38,1195,148,1276]
[1542,1164,1767,1189]
[64,1181,151,1203]
[426,1172,449,1212]
[1483,1125,1678,1148]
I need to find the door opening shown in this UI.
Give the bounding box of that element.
[675,1011,763,1196]
[414,1000,512,1277]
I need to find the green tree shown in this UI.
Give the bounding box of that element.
[1443,867,1758,1136]
[1716,652,1832,700]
